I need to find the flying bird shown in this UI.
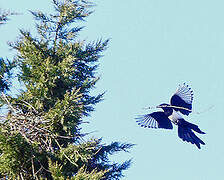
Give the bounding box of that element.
[136,83,205,149]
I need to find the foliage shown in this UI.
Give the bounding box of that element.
[0,9,16,25]
[0,58,14,93]
[0,0,133,179]
[0,10,16,97]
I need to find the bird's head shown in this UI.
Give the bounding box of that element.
[156,103,172,112]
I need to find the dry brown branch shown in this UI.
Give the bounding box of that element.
[0,92,86,176]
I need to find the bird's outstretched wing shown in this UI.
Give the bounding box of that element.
[170,83,193,115]
[136,112,173,129]
[177,119,205,149]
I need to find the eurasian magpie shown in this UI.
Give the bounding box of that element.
[136,83,205,149]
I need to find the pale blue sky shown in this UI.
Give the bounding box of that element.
[1,0,224,180]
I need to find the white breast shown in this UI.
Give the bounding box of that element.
[168,110,182,124]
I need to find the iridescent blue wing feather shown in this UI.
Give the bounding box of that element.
[170,83,193,115]
[136,112,173,129]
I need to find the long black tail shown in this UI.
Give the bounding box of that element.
[177,119,205,149]
[180,119,205,134]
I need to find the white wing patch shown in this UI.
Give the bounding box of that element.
[168,110,182,124]
[136,114,159,128]
[174,83,193,104]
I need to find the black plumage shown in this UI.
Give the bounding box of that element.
[136,112,173,129]
[136,83,205,149]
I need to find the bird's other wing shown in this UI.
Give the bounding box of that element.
[136,112,173,129]
[177,119,205,149]
[170,83,193,115]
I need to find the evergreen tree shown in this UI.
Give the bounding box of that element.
[0,0,133,179]
[0,9,12,25]
[0,10,16,93]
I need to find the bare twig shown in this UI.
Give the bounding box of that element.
[31,156,36,179]
[145,104,214,115]
[21,100,39,114]
[156,105,192,112]
[1,92,16,112]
